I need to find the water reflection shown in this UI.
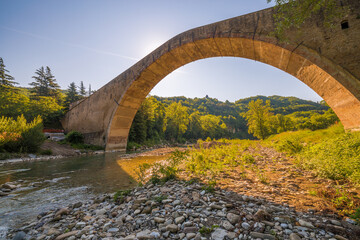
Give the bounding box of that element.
[0,152,168,236]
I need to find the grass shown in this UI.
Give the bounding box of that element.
[266,123,360,184]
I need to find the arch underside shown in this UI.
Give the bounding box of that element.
[106,37,360,150]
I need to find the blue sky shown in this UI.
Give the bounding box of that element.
[0,0,322,102]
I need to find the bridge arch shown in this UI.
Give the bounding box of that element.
[61,2,360,151]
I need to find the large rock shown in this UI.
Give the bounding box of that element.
[226,213,240,225]
[211,228,228,240]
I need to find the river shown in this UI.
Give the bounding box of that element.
[0,152,169,238]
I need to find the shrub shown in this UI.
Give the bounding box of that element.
[0,115,45,153]
[65,131,84,144]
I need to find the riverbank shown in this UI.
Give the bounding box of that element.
[6,180,359,240]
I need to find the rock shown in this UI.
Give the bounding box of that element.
[136,229,152,239]
[12,231,26,240]
[330,220,342,226]
[47,228,60,236]
[175,216,185,224]
[75,221,86,229]
[298,219,314,228]
[108,228,119,233]
[73,202,82,208]
[250,232,276,240]
[0,191,9,196]
[166,224,178,233]
[55,231,78,240]
[226,213,240,225]
[55,208,69,217]
[211,228,228,240]
[241,222,251,230]
[289,233,301,240]
[150,232,160,238]
[142,206,152,214]
[186,233,196,239]
[334,235,349,240]
[2,183,17,190]
[154,217,165,223]
[254,209,271,221]
[192,192,200,201]
[184,227,198,233]
[222,220,235,231]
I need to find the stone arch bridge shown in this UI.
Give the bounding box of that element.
[61,1,360,152]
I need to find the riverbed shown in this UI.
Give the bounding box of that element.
[0,151,170,238]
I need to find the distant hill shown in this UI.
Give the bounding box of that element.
[154,95,328,116]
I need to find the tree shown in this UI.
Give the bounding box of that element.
[267,0,348,38]
[29,66,60,99]
[0,57,17,87]
[65,82,81,108]
[163,102,189,140]
[244,99,274,140]
[79,81,86,96]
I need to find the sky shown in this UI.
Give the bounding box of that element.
[0,0,323,102]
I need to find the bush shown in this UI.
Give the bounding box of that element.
[0,115,45,153]
[65,131,84,144]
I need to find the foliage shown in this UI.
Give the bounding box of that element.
[267,123,360,184]
[201,180,217,193]
[113,189,131,203]
[164,102,190,140]
[65,131,84,144]
[199,225,219,235]
[0,115,45,153]
[244,99,274,140]
[135,149,188,185]
[30,66,60,99]
[65,82,82,109]
[79,81,86,96]
[267,0,348,39]
[0,57,17,87]
[153,194,167,203]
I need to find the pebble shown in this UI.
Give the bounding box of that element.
[6,180,359,240]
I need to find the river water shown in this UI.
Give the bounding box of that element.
[0,152,168,238]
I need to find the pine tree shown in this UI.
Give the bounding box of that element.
[79,81,86,96]
[0,57,17,87]
[88,84,92,96]
[65,82,81,108]
[29,66,60,98]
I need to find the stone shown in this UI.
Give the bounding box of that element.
[55,231,78,240]
[136,229,152,239]
[254,209,271,221]
[222,220,235,231]
[12,231,26,240]
[2,183,17,190]
[192,192,200,201]
[250,232,276,240]
[211,228,228,240]
[289,233,302,240]
[298,219,314,228]
[226,213,240,225]
[166,224,178,233]
[154,217,165,223]
[184,227,198,233]
[175,216,185,224]
[55,208,69,217]
[187,232,196,239]
[241,222,251,230]
[108,228,119,233]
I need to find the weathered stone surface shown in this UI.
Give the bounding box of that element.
[54,231,78,240]
[62,0,360,151]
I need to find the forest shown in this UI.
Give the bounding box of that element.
[128,95,338,149]
[0,56,338,153]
